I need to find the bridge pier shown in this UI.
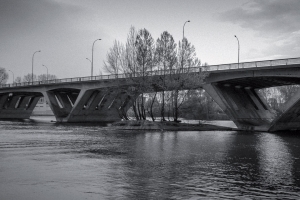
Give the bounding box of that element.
[43,87,135,123]
[203,83,276,131]
[0,92,42,119]
[43,90,79,120]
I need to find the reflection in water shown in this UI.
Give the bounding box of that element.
[120,131,236,199]
[257,133,293,187]
[0,119,300,199]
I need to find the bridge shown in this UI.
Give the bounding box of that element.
[1,57,300,132]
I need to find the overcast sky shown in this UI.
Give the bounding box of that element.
[1,0,300,83]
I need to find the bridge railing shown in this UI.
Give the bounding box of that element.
[201,57,300,71]
[2,57,300,89]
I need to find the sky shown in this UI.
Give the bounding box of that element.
[1,0,300,83]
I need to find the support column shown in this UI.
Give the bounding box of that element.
[55,92,73,112]
[71,89,121,122]
[43,91,68,118]
[43,87,138,123]
[0,94,9,109]
[43,89,80,121]
[51,88,129,123]
[203,83,276,131]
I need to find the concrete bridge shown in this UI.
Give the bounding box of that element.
[1,57,300,132]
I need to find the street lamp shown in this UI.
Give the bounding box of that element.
[8,70,14,83]
[91,39,101,78]
[183,20,190,39]
[42,65,48,81]
[234,35,240,68]
[181,20,190,71]
[32,50,41,83]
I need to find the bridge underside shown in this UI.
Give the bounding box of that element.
[43,87,135,123]
[0,92,42,119]
[204,76,300,132]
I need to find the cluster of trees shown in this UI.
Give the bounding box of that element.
[104,26,300,122]
[0,67,57,84]
[15,73,57,83]
[136,84,300,122]
[133,89,229,121]
[259,85,300,115]
[103,26,208,122]
[176,90,228,120]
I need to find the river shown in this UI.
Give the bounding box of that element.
[1,116,300,199]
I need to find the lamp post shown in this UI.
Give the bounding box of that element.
[234,35,240,68]
[183,20,190,39]
[32,50,41,83]
[91,39,101,78]
[42,65,48,81]
[181,20,190,71]
[8,70,14,83]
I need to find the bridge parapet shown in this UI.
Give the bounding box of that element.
[207,57,300,71]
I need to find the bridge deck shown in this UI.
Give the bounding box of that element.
[1,57,300,90]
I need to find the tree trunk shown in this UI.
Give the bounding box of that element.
[141,93,146,120]
[121,107,129,120]
[132,100,139,120]
[137,99,142,120]
[149,92,157,121]
[173,90,178,122]
[161,91,166,121]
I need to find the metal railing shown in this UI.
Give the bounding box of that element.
[1,57,300,89]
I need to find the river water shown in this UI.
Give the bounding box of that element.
[1,117,300,199]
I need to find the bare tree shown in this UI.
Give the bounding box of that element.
[170,38,205,122]
[278,85,300,104]
[38,74,57,82]
[259,85,300,113]
[124,26,138,75]
[102,26,208,122]
[123,26,140,120]
[15,76,22,83]
[102,27,141,120]
[103,40,125,74]
[135,28,155,120]
[155,31,177,121]
[23,73,37,82]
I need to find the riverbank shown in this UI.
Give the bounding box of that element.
[110,120,236,131]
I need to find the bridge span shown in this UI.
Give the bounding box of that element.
[1,57,300,132]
